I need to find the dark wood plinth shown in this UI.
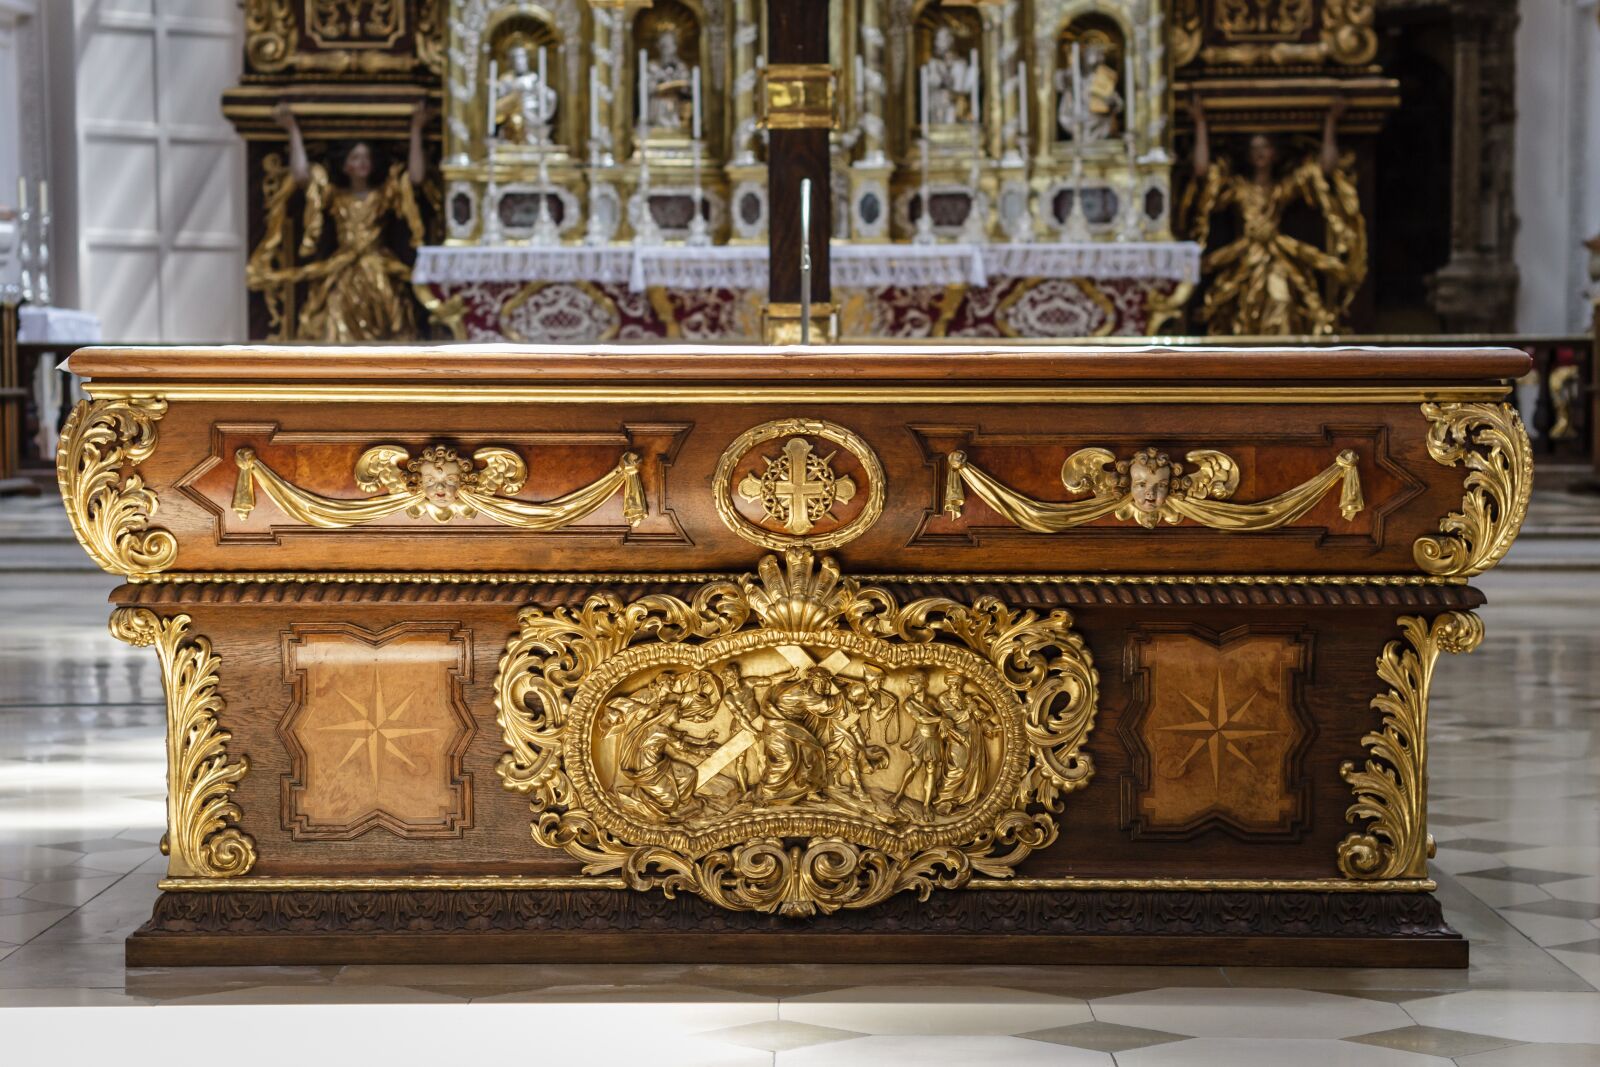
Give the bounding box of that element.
[127,888,1466,968]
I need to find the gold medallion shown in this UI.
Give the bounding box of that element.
[714,418,885,551]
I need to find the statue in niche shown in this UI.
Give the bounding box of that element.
[248,101,428,343]
[1055,35,1123,143]
[644,25,694,131]
[492,40,559,145]
[923,25,976,125]
[1183,94,1367,336]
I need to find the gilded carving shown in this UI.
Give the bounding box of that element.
[715,419,885,551]
[495,549,1098,915]
[231,442,646,529]
[1195,0,1375,67]
[245,0,296,73]
[1413,403,1533,578]
[56,398,178,577]
[1339,612,1482,880]
[943,445,1364,532]
[306,0,404,49]
[110,609,256,879]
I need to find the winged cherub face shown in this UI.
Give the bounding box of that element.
[1127,453,1174,514]
[417,457,464,506]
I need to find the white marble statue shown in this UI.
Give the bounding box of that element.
[1056,40,1123,144]
[645,27,693,132]
[494,43,559,145]
[924,26,975,126]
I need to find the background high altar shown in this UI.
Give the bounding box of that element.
[0,1,1596,348]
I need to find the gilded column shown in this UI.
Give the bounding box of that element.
[998,0,1022,162]
[731,0,761,164]
[588,2,621,164]
[982,4,1004,161]
[857,0,886,164]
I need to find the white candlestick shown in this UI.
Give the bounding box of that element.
[590,65,600,147]
[691,65,702,141]
[1017,60,1028,137]
[487,59,498,137]
[919,63,930,128]
[1071,43,1083,137]
[1125,51,1136,140]
[638,48,649,129]
[968,47,979,122]
[16,177,26,214]
[537,46,548,125]
[37,179,47,216]
[855,54,865,121]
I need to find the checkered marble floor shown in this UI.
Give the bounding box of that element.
[1,494,1598,1065]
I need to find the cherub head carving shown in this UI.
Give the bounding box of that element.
[1118,448,1181,516]
[408,446,474,509]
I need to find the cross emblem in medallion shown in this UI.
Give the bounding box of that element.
[738,436,857,535]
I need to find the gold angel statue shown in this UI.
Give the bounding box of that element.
[246,101,429,342]
[1183,95,1367,336]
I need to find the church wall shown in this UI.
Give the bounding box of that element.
[1514,0,1600,334]
[48,0,246,342]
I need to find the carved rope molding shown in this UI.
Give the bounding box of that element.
[1413,402,1534,578]
[1338,611,1482,881]
[57,398,178,577]
[494,548,1099,916]
[942,446,1364,533]
[110,609,256,878]
[232,443,647,530]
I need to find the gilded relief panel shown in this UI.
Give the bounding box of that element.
[1120,626,1312,838]
[281,622,475,839]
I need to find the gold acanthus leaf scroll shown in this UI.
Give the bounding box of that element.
[1338,612,1482,880]
[494,548,1099,916]
[1413,403,1533,578]
[942,446,1363,532]
[56,398,179,577]
[232,443,647,529]
[110,609,256,879]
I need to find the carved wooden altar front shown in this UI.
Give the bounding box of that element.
[59,343,1530,965]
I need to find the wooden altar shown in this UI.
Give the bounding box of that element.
[57,343,1532,966]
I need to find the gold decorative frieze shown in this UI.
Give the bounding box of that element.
[1413,403,1533,578]
[111,609,256,879]
[1338,612,1482,880]
[1191,0,1376,67]
[494,548,1098,915]
[942,446,1363,532]
[56,398,178,578]
[714,419,884,550]
[232,443,646,529]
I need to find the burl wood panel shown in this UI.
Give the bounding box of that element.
[136,401,1462,574]
[280,622,474,839]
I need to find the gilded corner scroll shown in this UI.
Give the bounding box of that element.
[494,549,1098,916]
[942,446,1364,533]
[232,443,647,530]
[110,608,256,879]
[57,398,178,577]
[1413,403,1533,578]
[1338,612,1482,880]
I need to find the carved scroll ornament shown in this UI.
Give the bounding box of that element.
[232,443,646,530]
[942,446,1363,533]
[57,398,178,577]
[1413,403,1533,578]
[1339,612,1482,880]
[111,609,256,879]
[494,548,1099,916]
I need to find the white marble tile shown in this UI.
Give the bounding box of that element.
[1114,1037,1453,1067]
[1403,990,1600,1043]
[1090,987,1411,1039]
[18,874,118,907]
[781,984,1090,1036]
[778,1034,1112,1066]
[1546,949,1600,992]
[1545,877,1600,905]
[1457,1045,1600,1067]
[0,907,71,945]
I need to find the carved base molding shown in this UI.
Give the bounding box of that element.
[128,888,1464,968]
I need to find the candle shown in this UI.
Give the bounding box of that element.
[855,53,865,118]
[537,46,548,125]
[16,177,25,214]
[691,65,702,141]
[589,65,600,146]
[800,176,811,242]
[919,63,929,127]
[1017,60,1028,135]
[37,179,46,216]
[638,48,649,129]
[487,59,498,137]
[968,47,979,122]
[1124,50,1136,140]
[1070,42,1083,138]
